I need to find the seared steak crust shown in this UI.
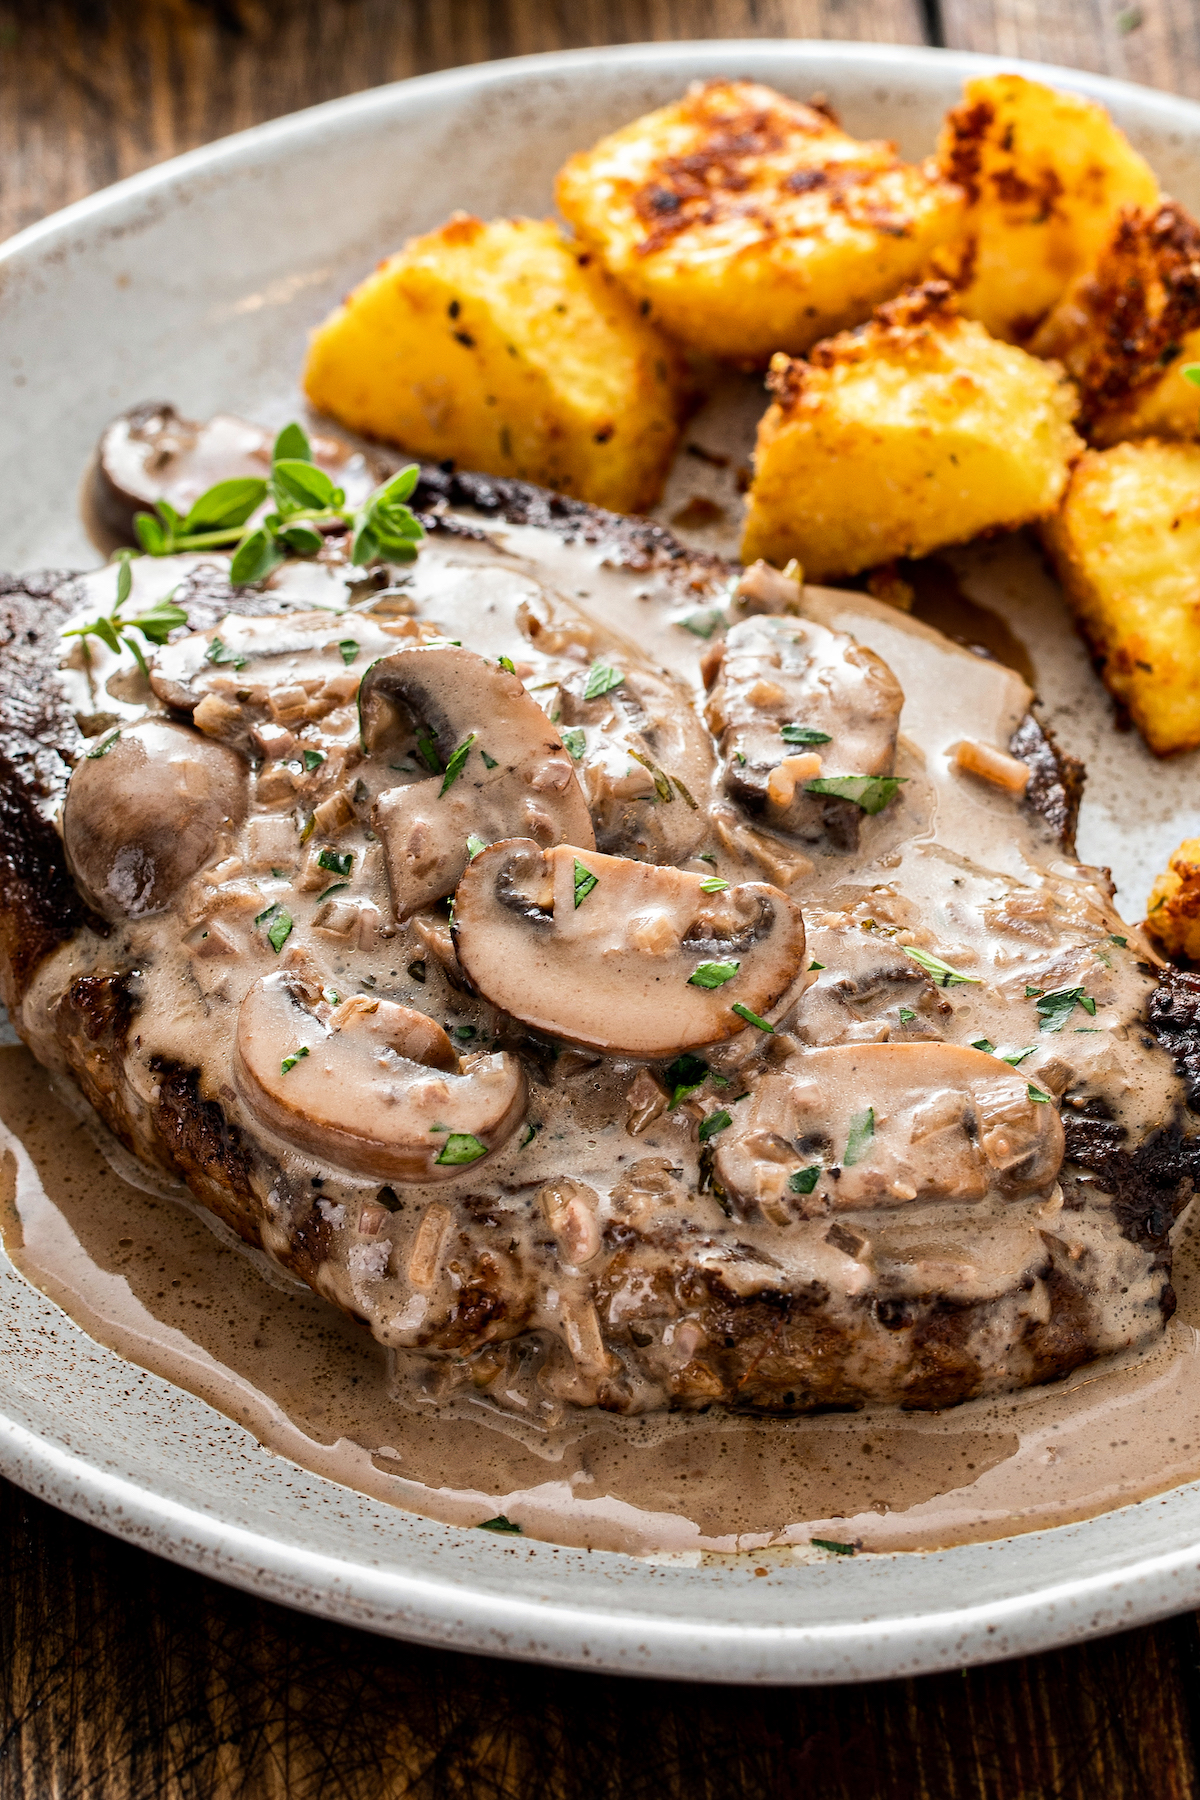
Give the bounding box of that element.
[2,470,1197,1418]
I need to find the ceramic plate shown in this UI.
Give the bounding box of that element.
[3,39,1200,1683]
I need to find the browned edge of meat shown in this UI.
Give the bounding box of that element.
[1,471,1195,1344]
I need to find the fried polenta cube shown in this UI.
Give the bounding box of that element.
[303,214,687,515]
[1031,201,1200,446]
[555,79,966,364]
[1043,439,1200,755]
[740,283,1082,579]
[936,73,1159,344]
[1146,840,1200,959]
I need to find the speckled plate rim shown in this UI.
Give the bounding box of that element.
[4,39,1200,1684]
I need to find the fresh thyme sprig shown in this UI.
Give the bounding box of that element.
[62,555,188,674]
[130,422,424,584]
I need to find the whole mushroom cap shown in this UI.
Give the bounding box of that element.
[63,719,248,921]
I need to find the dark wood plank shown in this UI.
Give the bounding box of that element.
[0,0,924,243]
[939,0,1200,101]
[0,1475,1197,1800]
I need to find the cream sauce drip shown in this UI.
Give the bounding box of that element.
[3,1044,1200,1559]
[5,517,1191,1552]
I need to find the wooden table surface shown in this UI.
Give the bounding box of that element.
[3,2,1200,1794]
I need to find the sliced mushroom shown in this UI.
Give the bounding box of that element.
[713,1043,1064,1223]
[234,972,526,1181]
[63,719,248,920]
[92,402,388,549]
[452,839,806,1056]
[364,644,594,918]
[556,664,715,864]
[704,616,903,851]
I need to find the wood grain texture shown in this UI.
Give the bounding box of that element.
[0,1476,1198,1800]
[939,0,1200,101]
[3,3,1200,1795]
[0,0,924,242]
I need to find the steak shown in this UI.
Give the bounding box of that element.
[2,446,1198,1417]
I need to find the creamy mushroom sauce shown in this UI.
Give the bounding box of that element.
[4,518,1194,1555]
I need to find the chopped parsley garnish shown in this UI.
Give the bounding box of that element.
[903,945,981,987]
[629,751,672,802]
[898,1007,915,1024]
[584,661,624,701]
[439,732,475,796]
[844,1107,875,1167]
[435,1132,489,1166]
[790,1166,821,1195]
[1111,935,1127,948]
[1183,365,1200,388]
[679,608,725,639]
[317,847,353,876]
[301,748,325,772]
[453,1025,476,1041]
[204,635,247,671]
[804,774,907,815]
[698,853,716,865]
[700,876,730,893]
[782,724,832,746]
[85,728,121,759]
[280,1046,310,1075]
[480,750,498,770]
[519,1122,540,1149]
[698,1109,732,1143]
[466,834,488,860]
[732,1002,774,1032]
[1036,986,1095,1032]
[560,727,586,761]
[255,902,279,927]
[267,910,293,953]
[1027,1084,1052,1103]
[317,883,349,903]
[414,726,442,774]
[688,960,740,989]
[1025,984,1044,998]
[665,1053,708,1109]
[498,655,516,674]
[321,987,341,1006]
[476,1515,522,1534]
[809,961,825,972]
[811,1537,856,1556]
[338,639,359,665]
[573,859,598,907]
[971,1038,996,1053]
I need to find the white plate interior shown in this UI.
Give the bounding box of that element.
[4,39,1200,1681]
